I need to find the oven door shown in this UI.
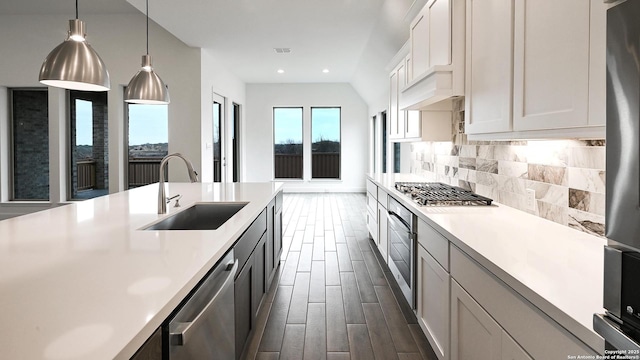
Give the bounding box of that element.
[387,198,416,309]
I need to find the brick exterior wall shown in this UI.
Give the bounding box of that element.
[12,89,49,200]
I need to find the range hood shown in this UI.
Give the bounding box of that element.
[399,64,464,110]
[399,0,465,111]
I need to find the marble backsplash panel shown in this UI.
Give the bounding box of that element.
[409,100,606,237]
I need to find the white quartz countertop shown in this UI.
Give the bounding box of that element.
[368,173,606,352]
[0,182,282,360]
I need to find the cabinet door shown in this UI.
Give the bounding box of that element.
[366,206,378,243]
[417,244,450,360]
[377,203,388,261]
[390,64,405,139]
[275,208,283,263]
[234,258,254,359]
[464,0,513,134]
[512,0,590,131]
[502,331,533,360]
[411,0,452,78]
[266,200,275,289]
[253,232,267,318]
[450,279,501,360]
[405,110,422,139]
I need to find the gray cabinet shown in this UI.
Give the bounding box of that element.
[266,191,283,289]
[234,192,283,360]
[234,209,267,360]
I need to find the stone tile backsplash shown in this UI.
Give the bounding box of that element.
[409,99,606,237]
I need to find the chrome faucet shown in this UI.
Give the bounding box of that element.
[158,153,198,214]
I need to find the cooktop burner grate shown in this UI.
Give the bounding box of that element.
[394,182,493,206]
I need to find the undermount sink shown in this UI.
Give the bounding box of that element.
[144,202,248,231]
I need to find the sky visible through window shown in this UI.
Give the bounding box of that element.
[129,105,168,145]
[274,107,340,144]
[75,99,93,146]
[312,108,340,143]
[75,103,168,146]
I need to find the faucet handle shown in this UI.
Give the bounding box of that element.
[165,194,182,207]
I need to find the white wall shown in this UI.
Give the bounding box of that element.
[245,83,368,192]
[200,49,246,183]
[0,12,209,218]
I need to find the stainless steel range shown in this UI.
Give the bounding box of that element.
[386,182,493,310]
[394,182,493,206]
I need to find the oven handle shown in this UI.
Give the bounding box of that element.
[593,313,640,351]
[387,210,411,231]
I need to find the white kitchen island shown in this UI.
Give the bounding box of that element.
[0,182,282,360]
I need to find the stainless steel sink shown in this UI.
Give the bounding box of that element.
[144,202,248,230]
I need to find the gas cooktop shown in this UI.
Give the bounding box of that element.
[394,182,493,206]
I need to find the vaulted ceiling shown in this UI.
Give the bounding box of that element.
[1,0,425,105]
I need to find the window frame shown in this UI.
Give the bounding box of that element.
[310,106,341,180]
[273,106,304,180]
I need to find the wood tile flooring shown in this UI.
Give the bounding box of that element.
[243,193,438,360]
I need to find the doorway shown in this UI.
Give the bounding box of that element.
[232,102,241,182]
[212,93,224,182]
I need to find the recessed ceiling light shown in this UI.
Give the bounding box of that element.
[322,69,330,73]
[277,69,284,74]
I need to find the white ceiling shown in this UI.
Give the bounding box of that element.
[0,0,138,14]
[126,0,411,83]
[1,0,419,86]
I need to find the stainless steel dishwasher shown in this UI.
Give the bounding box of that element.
[167,250,238,360]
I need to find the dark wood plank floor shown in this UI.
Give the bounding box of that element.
[245,193,438,360]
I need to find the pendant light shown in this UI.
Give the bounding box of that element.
[39,0,110,91]
[124,0,170,104]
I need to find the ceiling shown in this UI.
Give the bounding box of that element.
[126,0,413,83]
[1,0,418,85]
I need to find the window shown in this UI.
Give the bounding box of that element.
[311,107,340,179]
[273,107,303,179]
[127,104,168,188]
[394,143,401,173]
[11,89,49,200]
[69,91,108,200]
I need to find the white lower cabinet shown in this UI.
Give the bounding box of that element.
[451,279,532,360]
[417,244,450,360]
[450,245,596,359]
[450,279,501,360]
[366,206,377,243]
[377,202,388,261]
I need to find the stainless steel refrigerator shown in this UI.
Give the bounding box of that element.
[593,0,640,352]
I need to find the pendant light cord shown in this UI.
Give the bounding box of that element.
[75,0,78,19]
[146,0,149,55]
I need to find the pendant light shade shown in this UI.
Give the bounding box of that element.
[124,0,170,104]
[39,18,110,92]
[124,55,170,104]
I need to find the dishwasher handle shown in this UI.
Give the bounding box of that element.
[169,259,238,346]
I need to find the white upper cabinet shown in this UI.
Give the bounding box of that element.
[465,0,607,139]
[390,55,452,142]
[400,0,465,110]
[390,59,407,140]
[513,0,589,131]
[464,0,513,134]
